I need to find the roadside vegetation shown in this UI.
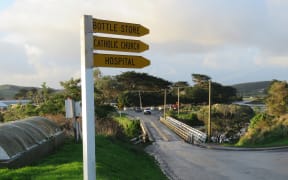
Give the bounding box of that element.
[168,110,204,127]
[236,80,288,147]
[1,69,287,171]
[0,70,169,179]
[165,80,288,147]
[113,114,141,138]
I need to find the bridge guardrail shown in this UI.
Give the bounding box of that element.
[139,119,154,142]
[160,116,207,144]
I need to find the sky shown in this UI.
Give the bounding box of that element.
[0,0,288,89]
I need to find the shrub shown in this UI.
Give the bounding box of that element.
[114,116,141,138]
[95,105,117,118]
[170,111,204,126]
[237,113,288,146]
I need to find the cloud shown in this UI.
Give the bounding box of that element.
[0,0,288,88]
[0,41,35,74]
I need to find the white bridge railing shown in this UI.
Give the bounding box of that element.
[160,116,207,144]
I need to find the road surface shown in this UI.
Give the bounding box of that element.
[127,109,288,180]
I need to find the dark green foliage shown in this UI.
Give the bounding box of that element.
[119,91,177,107]
[116,71,172,91]
[38,93,65,115]
[186,86,208,104]
[95,105,116,118]
[169,111,204,126]
[197,104,254,141]
[185,82,237,104]
[114,115,141,138]
[265,80,288,116]
[3,104,39,122]
[0,111,4,122]
[192,74,211,87]
[211,82,238,103]
[237,113,288,146]
[249,113,273,129]
[60,78,81,101]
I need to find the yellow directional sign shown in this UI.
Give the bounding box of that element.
[93,19,149,37]
[93,36,149,53]
[94,53,150,68]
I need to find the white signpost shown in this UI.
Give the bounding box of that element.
[81,15,149,180]
[81,15,95,180]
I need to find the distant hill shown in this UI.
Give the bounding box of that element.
[0,84,39,100]
[232,81,272,97]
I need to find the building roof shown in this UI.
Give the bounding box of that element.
[0,102,8,107]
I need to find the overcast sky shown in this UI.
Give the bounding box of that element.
[0,0,288,88]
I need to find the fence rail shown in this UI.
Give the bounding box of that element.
[160,116,207,144]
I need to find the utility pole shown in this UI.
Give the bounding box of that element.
[164,89,167,119]
[177,87,180,116]
[207,80,211,142]
[138,91,142,110]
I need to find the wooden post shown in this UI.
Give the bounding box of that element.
[207,80,211,142]
[164,89,167,119]
[177,87,180,116]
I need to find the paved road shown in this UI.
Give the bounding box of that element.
[127,110,288,180]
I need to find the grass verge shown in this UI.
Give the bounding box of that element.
[0,136,167,180]
[113,114,141,138]
[235,138,288,148]
[222,137,288,148]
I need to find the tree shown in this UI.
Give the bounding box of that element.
[116,71,172,91]
[95,75,122,104]
[210,82,237,103]
[93,68,102,82]
[14,88,28,99]
[60,78,81,101]
[40,82,50,103]
[192,74,211,87]
[172,81,189,88]
[115,72,173,107]
[266,80,288,116]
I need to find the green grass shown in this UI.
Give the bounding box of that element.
[0,136,167,180]
[235,138,288,148]
[170,111,204,126]
[222,137,288,148]
[114,114,141,138]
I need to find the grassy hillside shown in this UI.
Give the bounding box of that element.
[0,84,38,100]
[232,81,271,97]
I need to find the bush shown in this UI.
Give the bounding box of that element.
[95,105,117,118]
[96,118,124,138]
[169,111,204,126]
[237,113,288,146]
[0,111,4,122]
[249,113,273,129]
[3,104,39,122]
[114,115,141,138]
[196,104,254,142]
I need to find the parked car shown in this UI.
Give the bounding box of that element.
[134,107,142,112]
[143,108,151,115]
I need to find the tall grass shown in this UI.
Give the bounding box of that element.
[237,114,288,146]
[114,114,141,138]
